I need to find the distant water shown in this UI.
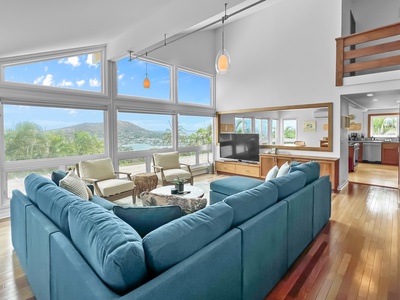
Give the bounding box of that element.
[125,143,164,150]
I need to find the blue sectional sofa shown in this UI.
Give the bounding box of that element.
[11,162,331,300]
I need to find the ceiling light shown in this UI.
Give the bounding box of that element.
[372,98,379,102]
[215,3,231,74]
[143,53,150,89]
[367,93,373,97]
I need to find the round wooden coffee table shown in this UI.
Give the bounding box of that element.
[151,185,204,198]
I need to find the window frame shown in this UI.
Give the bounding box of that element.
[0,45,107,96]
[282,118,297,144]
[367,112,399,138]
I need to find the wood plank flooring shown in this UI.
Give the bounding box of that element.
[0,174,399,300]
[348,163,399,189]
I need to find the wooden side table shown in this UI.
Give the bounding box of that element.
[133,172,159,199]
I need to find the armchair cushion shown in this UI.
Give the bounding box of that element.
[79,158,115,181]
[160,169,192,182]
[113,205,183,238]
[153,152,180,170]
[96,179,134,197]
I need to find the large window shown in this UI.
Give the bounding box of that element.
[235,117,252,133]
[3,51,102,93]
[177,70,212,106]
[178,115,213,165]
[283,119,297,144]
[117,58,171,100]
[368,113,399,138]
[4,105,105,161]
[117,112,173,152]
[255,118,269,143]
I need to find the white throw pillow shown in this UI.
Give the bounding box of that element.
[60,170,89,200]
[276,161,290,178]
[265,165,279,181]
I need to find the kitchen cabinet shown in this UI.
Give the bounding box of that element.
[381,143,399,165]
[358,143,363,162]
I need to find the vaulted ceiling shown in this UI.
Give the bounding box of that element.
[0,0,254,60]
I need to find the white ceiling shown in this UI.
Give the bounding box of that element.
[344,89,400,111]
[0,0,263,61]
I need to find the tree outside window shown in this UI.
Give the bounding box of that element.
[283,119,297,144]
[369,114,398,138]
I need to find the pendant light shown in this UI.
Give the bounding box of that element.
[215,3,231,74]
[143,52,150,88]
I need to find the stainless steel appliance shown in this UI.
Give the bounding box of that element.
[362,142,382,163]
[349,142,359,171]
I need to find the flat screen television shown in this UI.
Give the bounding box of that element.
[219,133,260,163]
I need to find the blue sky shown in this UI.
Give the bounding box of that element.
[4,53,101,92]
[4,53,212,132]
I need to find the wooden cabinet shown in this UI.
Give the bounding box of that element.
[381,143,399,165]
[215,161,260,178]
[259,154,339,192]
[358,143,363,162]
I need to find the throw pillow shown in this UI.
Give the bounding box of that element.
[276,161,290,178]
[113,205,182,238]
[265,165,279,181]
[140,191,207,214]
[59,170,89,200]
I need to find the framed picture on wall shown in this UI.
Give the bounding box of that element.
[304,121,316,132]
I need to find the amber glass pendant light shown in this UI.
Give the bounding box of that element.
[143,53,150,88]
[215,3,231,74]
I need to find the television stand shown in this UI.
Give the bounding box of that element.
[215,160,260,178]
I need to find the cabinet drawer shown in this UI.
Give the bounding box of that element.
[235,164,260,177]
[215,162,236,173]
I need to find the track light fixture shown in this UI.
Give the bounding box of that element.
[216,3,231,74]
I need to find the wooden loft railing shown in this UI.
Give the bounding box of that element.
[336,22,400,86]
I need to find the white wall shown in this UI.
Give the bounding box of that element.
[149,30,217,75]
[215,0,342,158]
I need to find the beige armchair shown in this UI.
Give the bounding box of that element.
[152,151,194,186]
[76,157,136,203]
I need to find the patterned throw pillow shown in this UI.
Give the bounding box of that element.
[59,170,89,200]
[140,191,207,214]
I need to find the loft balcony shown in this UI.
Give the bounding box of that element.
[336,22,400,86]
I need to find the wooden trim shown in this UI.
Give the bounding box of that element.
[343,55,400,73]
[336,38,344,86]
[216,102,333,152]
[342,22,400,46]
[344,40,400,60]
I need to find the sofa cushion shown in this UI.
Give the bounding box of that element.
[265,165,279,181]
[51,170,67,186]
[35,181,81,237]
[143,202,234,275]
[25,173,56,205]
[140,191,207,214]
[269,171,307,200]
[113,205,182,238]
[210,176,263,197]
[68,201,147,295]
[289,161,320,185]
[276,161,290,178]
[59,170,89,200]
[223,181,279,227]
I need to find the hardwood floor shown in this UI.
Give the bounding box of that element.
[1,174,399,300]
[348,163,399,189]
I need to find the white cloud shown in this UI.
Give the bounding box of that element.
[85,54,100,67]
[42,74,54,86]
[89,78,100,87]
[44,66,48,72]
[65,109,78,115]
[33,75,44,84]
[76,80,85,87]
[59,56,81,67]
[58,80,73,87]
[118,74,125,80]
